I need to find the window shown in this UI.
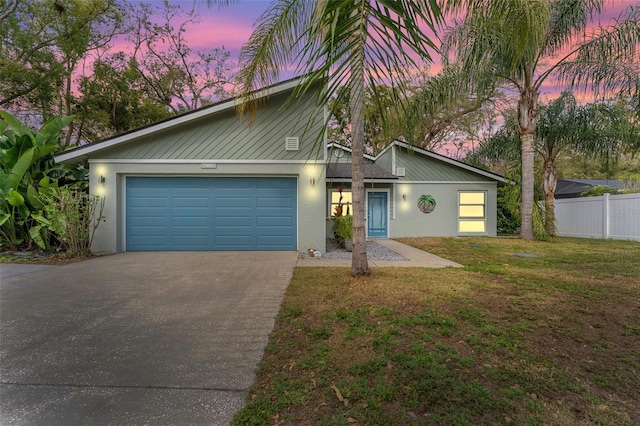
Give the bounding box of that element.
[330,189,353,217]
[459,191,486,233]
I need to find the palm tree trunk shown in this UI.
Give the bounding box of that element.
[349,20,369,277]
[520,131,535,240]
[518,88,538,241]
[542,155,557,236]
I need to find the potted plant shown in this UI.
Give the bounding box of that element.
[333,214,353,252]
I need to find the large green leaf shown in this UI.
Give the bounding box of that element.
[29,225,48,250]
[16,203,30,221]
[7,188,25,206]
[27,185,45,209]
[32,144,59,162]
[2,147,35,193]
[36,115,74,146]
[1,134,34,171]
[31,213,51,226]
[0,212,10,227]
[0,111,34,140]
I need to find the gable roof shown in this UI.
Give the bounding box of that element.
[55,76,308,164]
[379,140,508,183]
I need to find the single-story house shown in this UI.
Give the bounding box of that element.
[55,76,507,253]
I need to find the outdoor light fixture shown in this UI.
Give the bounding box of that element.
[402,194,406,201]
[100,175,106,184]
[310,177,316,186]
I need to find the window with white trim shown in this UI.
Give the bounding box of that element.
[458,191,486,233]
[330,189,352,217]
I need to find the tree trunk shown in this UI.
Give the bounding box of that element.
[541,155,557,236]
[349,29,369,277]
[520,131,535,240]
[518,88,538,241]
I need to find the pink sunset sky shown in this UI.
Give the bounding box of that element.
[110,0,637,115]
[126,0,637,93]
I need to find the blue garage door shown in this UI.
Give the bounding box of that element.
[126,177,297,251]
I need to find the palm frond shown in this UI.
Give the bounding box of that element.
[235,0,315,116]
[544,0,604,57]
[403,64,497,146]
[550,6,640,97]
[443,0,551,76]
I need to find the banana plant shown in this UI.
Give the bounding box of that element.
[0,111,74,250]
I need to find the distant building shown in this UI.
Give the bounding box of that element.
[555,179,621,199]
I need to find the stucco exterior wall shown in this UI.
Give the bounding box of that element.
[89,161,326,253]
[390,182,498,237]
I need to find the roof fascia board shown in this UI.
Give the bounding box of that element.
[88,158,323,164]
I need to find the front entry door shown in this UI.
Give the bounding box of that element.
[367,191,388,238]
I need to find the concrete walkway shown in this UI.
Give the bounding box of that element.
[0,251,297,425]
[296,239,463,268]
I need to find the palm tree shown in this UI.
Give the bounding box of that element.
[443,1,640,240]
[471,93,640,237]
[227,1,446,276]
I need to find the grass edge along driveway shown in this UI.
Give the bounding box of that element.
[233,237,639,426]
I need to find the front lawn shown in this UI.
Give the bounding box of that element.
[234,237,640,425]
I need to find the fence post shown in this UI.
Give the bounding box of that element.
[603,193,610,239]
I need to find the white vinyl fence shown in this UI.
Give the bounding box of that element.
[555,193,640,241]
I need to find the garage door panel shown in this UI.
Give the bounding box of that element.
[172,226,209,235]
[126,177,296,251]
[128,217,166,226]
[257,217,293,227]
[131,236,168,249]
[173,236,208,247]
[214,216,251,226]
[257,197,293,208]
[129,198,167,208]
[216,197,252,208]
[257,236,293,248]
[173,197,209,207]
[215,179,253,189]
[173,216,208,226]
[215,235,252,247]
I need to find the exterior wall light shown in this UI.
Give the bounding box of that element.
[100,175,106,184]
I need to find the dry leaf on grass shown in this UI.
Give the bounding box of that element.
[330,384,349,406]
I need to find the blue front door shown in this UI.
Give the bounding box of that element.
[367,191,388,238]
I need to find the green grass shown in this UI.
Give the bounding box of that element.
[233,237,640,425]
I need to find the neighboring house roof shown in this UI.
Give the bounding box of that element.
[555,179,621,199]
[326,163,398,180]
[55,76,310,164]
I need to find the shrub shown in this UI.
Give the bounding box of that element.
[333,214,353,240]
[44,188,105,255]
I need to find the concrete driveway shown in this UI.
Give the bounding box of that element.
[0,251,297,425]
